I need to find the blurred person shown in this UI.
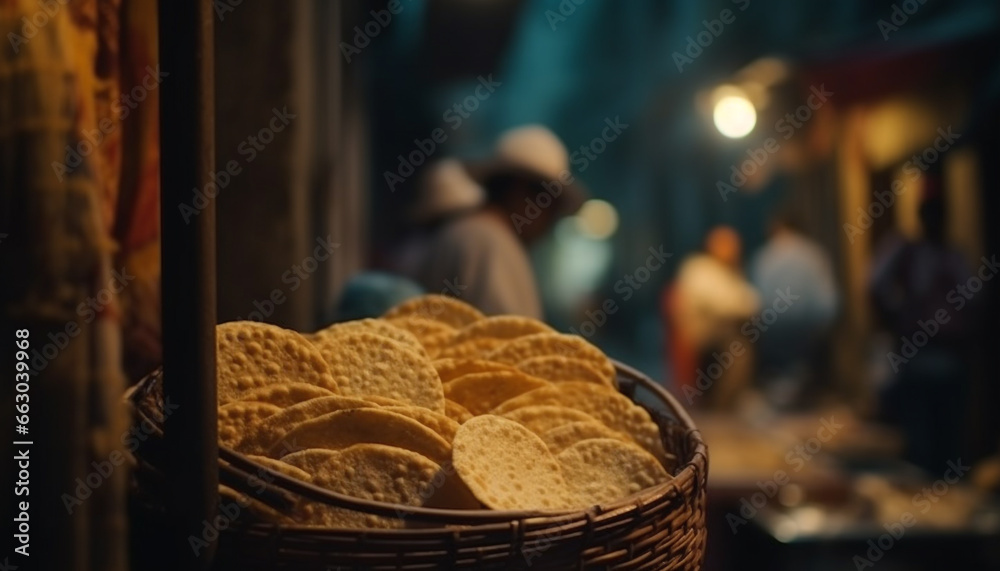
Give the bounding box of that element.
[392,158,486,280]
[664,226,760,409]
[749,213,839,408]
[870,183,976,474]
[411,126,585,318]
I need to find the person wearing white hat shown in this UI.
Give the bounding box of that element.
[410,125,585,318]
[410,158,487,225]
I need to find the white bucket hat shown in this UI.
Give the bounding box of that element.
[466,125,586,214]
[411,158,486,223]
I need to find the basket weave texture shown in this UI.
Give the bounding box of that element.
[129,361,708,570]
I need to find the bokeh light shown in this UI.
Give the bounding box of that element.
[574,199,619,240]
[713,94,757,138]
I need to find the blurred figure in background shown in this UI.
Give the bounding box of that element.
[394,158,486,280]
[870,182,976,474]
[412,126,584,318]
[749,213,839,409]
[664,226,760,409]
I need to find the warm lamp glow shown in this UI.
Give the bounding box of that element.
[713,94,757,138]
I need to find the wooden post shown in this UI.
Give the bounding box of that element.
[158,0,218,567]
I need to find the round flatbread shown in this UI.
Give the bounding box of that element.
[433,358,519,383]
[282,446,441,528]
[517,355,613,388]
[244,455,313,483]
[557,439,670,508]
[218,401,282,448]
[443,371,550,416]
[311,331,445,413]
[484,333,616,386]
[269,408,452,465]
[386,316,455,348]
[541,421,633,454]
[216,321,338,405]
[500,405,604,437]
[379,405,461,442]
[444,315,553,346]
[234,395,379,456]
[452,415,573,511]
[383,294,485,328]
[237,382,336,408]
[313,318,427,357]
[359,395,411,407]
[435,338,508,360]
[491,382,669,467]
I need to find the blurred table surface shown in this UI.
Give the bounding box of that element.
[694,409,1000,543]
[696,410,1000,570]
[694,410,890,504]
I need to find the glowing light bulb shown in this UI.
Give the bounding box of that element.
[713,94,757,138]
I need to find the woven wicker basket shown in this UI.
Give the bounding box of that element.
[129,361,707,570]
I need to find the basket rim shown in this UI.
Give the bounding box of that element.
[217,359,709,527]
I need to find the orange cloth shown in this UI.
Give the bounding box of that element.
[112,0,161,379]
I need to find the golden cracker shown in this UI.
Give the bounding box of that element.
[383,294,485,328]
[379,405,461,442]
[446,315,553,345]
[452,415,573,511]
[433,358,519,383]
[269,408,452,465]
[517,355,612,387]
[313,318,427,356]
[238,382,336,408]
[443,370,550,415]
[282,446,439,528]
[500,405,603,437]
[557,438,670,507]
[216,321,338,405]
[218,401,282,449]
[490,382,670,467]
[540,420,633,454]
[485,333,616,386]
[311,331,445,413]
[234,395,379,456]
